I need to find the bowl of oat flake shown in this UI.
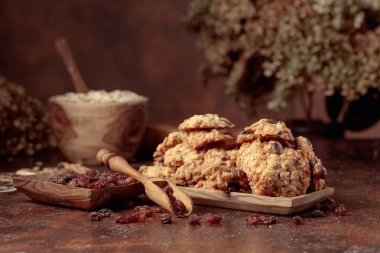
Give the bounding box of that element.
[49,90,148,165]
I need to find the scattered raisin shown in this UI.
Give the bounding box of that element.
[334,205,347,216]
[90,206,166,225]
[134,205,154,217]
[50,175,66,185]
[115,213,141,224]
[321,198,339,212]
[247,215,277,225]
[207,214,222,224]
[161,214,172,224]
[311,210,326,217]
[85,169,100,182]
[189,215,201,225]
[62,170,78,182]
[240,130,250,135]
[98,173,117,186]
[293,216,303,225]
[71,174,90,188]
[134,205,165,219]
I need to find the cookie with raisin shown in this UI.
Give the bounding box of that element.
[237,119,295,147]
[296,136,327,191]
[237,140,311,197]
[182,129,234,149]
[179,114,235,131]
[153,131,183,164]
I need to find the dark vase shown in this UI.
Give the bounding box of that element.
[287,120,345,139]
[325,88,380,132]
[289,88,379,138]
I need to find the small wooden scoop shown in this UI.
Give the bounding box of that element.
[96,149,194,217]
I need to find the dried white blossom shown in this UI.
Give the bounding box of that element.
[186,0,380,113]
[0,76,56,156]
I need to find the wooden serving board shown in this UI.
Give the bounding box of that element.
[13,173,333,214]
[180,186,334,215]
[13,175,144,210]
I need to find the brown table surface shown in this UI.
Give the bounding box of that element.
[1,139,380,253]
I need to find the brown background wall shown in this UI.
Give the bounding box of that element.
[0,0,378,137]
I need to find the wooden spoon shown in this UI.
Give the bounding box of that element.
[55,37,90,93]
[96,149,194,218]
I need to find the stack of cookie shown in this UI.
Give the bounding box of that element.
[140,115,327,197]
[236,119,326,197]
[139,114,245,191]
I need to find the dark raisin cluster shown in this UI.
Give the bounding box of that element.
[50,169,130,189]
[206,214,222,224]
[163,185,188,215]
[88,198,346,227]
[90,206,164,224]
[292,216,303,225]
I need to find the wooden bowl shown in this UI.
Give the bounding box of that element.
[13,175,144,210]
[49,91,148,165]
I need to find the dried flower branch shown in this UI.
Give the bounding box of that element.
[0,76,56,156]
[186,0,380,115]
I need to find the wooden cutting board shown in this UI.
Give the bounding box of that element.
[13,175,144,210]
[180,187,334,215]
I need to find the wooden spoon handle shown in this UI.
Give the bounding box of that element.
[55,37,89,93]
[96,149,148,184]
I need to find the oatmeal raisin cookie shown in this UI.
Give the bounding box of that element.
[139,165,175,181]
[193,148,238,190]
[237,140,311,197]
[179,114,234,130]
[144,114,238,190]
[296,136,327,191]
[153,131,183,164]
[142,145,243,191]
[237,119,295,147]
[182,129,233,149]
[142,115,327,197]
[162,143,204,185]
